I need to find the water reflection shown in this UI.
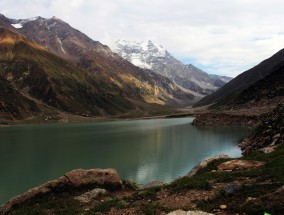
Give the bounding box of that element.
[0,118,249,204]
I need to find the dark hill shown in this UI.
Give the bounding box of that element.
[194,48,284,108]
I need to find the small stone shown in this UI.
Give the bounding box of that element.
[273,133,281,139]
[246,197,257,202]
[220,204,227,210]
[260,146,277,154]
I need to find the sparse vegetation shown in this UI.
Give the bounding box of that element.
[139,203,172,215]
[122,179,139,190]
[10,196,83,215]
[86,199,125,214]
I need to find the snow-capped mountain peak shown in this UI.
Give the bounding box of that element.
[10,16,63,30]
[114,39,232,96]
[114,40,167,69]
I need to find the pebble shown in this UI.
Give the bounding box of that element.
[220,204,227,210]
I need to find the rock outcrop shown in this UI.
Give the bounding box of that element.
[0,168,121,214]
[187,154,230,177]
[240,103,284,154]
[217,160,265,171]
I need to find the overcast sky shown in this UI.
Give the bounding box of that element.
[1,0,284,77]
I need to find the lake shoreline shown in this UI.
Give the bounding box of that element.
[0,111,196,127]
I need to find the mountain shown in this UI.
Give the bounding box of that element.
[0,16,196,122]
[194,48,284,108]
[1,15,195,107]
[114,40,232,96]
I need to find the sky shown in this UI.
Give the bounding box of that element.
[1,0,284,77]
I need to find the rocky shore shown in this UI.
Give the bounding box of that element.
[1,104,283,215]
[192,112,261,127]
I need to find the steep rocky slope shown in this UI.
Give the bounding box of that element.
[114,40,231,96]
[195,48,284,108]
[0,76,39,121]
[0,27,137,116]
[226,63,284,109]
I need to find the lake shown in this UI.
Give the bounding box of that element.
[0,117,249,205]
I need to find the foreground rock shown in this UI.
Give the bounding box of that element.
[217,160,265,171]
[0,169,121,214]
[167,210,214,215]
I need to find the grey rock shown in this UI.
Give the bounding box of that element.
[187,154,230,177]
[142,181,165,189]
[223,184,242,194]
[75,188,107,203]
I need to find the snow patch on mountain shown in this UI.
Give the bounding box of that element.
[11,23,22,29]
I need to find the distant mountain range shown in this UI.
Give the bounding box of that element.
[0,14,196,121]
[114,40,232,96]
[195,48,284,109]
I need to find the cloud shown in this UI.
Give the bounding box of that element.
[1,0,284,77]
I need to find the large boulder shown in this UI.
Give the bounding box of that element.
[0,168,121,214]
[65,168,122,188]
